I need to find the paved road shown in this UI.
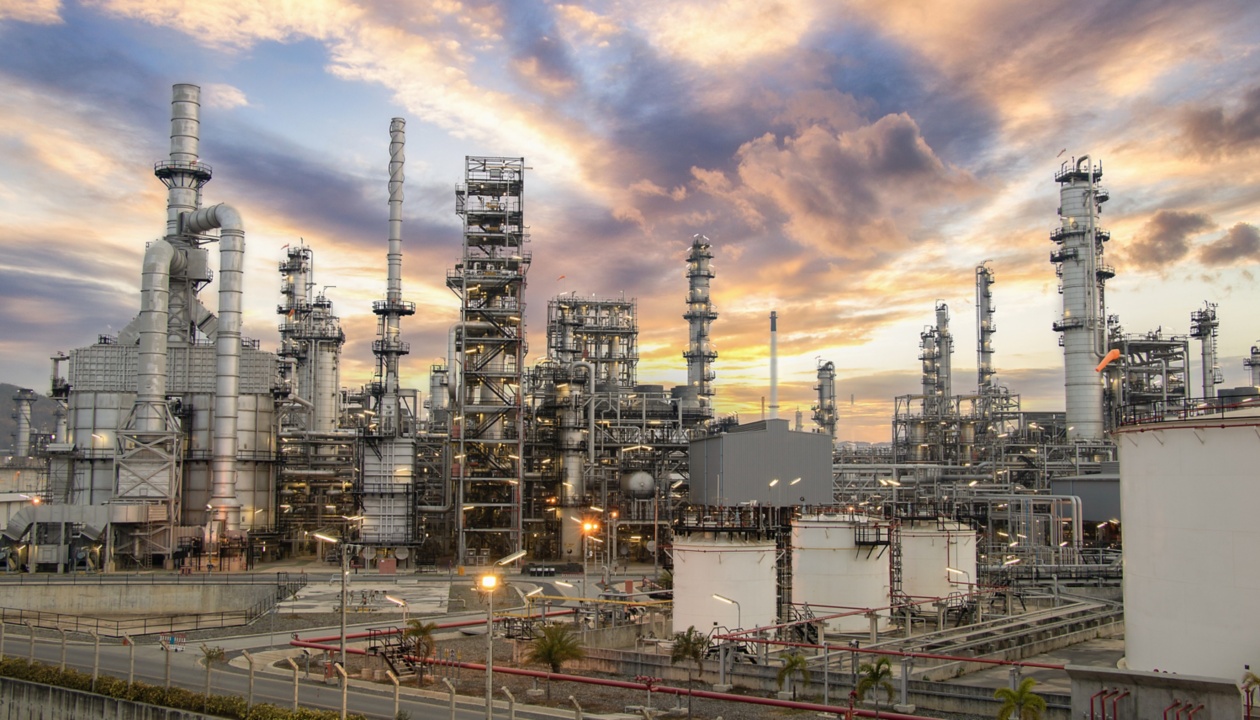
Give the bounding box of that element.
[0,586,582,720]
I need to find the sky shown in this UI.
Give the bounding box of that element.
[1,0,1258,443]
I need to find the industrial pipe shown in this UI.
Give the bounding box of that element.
[184,203,246,532]
[1110,689,1129,719]
[1163,699,1182,720]
[135,239,177,434]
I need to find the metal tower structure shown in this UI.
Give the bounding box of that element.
[546,296,638,388]
[275,245,355,545]
[360,119,418,545]
[1189,301,1222,402]
[769,311,779,419]
[976,263,997,394]
[1051,156,1112,440]
[1247,344,1260,386]
[683,235,717,409]
[449,156,530,565]
[919,303,952,416]
[812,360,837,440]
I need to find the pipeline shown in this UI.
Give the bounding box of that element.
[184,202,246,532]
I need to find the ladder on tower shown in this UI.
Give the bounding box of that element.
[889,520,907,609]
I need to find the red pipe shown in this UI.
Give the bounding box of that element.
[1185,704,1204,720]
[1164,699,1182,720]
[1110,689,1130,719]
[712,634,1066,671]
[292,639,942,720]
[1090,688,1109,720]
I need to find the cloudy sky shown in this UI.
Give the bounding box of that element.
[1,0,1258,442]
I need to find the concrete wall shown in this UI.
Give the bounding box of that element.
[0,582,272,615]
[0,677,214,719]
[1068,665,1242,720]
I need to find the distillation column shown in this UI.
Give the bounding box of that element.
[1247,345,1260,386]
[1189,302,1222,403]
[812,361,837,441]
[449,156,530,563]
[1051,156,1112,440]
[361,119,418,545]
[935,302,953,403]
[976,263,996,394]
[683,235,718,411]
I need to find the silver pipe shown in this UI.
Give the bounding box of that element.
[135,239,176,433]
[184,203,245,532]
[387,119,404,302]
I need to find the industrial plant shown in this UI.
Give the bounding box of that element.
[2,83,1257,715]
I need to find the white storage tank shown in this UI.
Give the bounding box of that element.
[672,534,776,634]
[901,521,976,602]
[791,514,891,633]
[1116,408,1260,680]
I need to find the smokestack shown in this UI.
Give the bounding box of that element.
[12,389,36,457]
[769,310,779,419]
[371,118,414,435]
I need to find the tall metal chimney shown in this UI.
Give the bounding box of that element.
[12,389,36,458]
[370,118,415,435]
[1051,156,1112,440]
[769,310,779,419]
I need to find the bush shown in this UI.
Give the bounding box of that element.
[0,656,366,720]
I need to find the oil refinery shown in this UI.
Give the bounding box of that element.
[2,83,1258,715]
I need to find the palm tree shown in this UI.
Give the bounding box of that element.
[524,624,586,701]
[993,677,1047,720]
[776,651,812,700]
[669,626,709,719]
[401,619,438,686]
[856,656,895,716]
[1243,670,1260,713]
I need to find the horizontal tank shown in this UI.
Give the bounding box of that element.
[621,470,654,499]
[901,521,976,602]
[791,514,890,633]
[672,535,776,634]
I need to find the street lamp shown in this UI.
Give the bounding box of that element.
[313,532,350,676]
[712,593,741,629]
[946,567,971,587]
[480,550,526,720]
[385,594,409,629]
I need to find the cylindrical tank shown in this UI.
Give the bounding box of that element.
[791,514,890,633]
[901,521,976,601]
[672,535,776,634]
[1117,411,1260,679]
[621,471,654,499]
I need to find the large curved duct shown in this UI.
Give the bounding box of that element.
[135,240,177,433]
[183,203,246,532]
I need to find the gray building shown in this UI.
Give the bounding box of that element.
[689,419,832,506]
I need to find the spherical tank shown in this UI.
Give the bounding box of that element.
[900,521,976,602]
[672,535,776,635]
[1117,411,1260,680]
[621,471,654,499]
[791,515,890,633]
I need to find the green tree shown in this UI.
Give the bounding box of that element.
[669,626,709,719]
[856,656,895,716]
[524,624,586,700]
[993,677,1047,720]
[401,620,438,687]
[776,651,811,700]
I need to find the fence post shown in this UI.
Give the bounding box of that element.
[243,650,255,708]
[443,677,457,720]
[285,657,301,709]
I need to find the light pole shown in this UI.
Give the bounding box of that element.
[480,549,526,720]
[386,594,409,629]
[314,532,349,672]
[713,593,741,629]
[946,566,971,588]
